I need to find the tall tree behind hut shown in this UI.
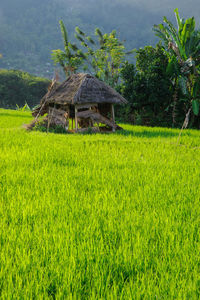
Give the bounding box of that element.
[51,20,86,77]
[51,21,133,86]
[74,27,134,86]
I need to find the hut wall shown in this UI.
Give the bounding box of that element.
[48,107,68,127]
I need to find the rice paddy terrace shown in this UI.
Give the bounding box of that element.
[0,109,200,299]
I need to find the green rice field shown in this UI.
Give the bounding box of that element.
[0,108,200,299]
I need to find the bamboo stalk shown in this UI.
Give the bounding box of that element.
[75,106,78,131]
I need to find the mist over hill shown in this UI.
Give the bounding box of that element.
[0,0,199,77]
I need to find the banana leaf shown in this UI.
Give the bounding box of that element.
[166,56,176,75]
[174,8,183,33]
[179,76,188,95]
[192,99,200,115]
[192,82,200,98]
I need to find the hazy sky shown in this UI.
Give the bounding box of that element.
[113,0,200,22]
[0,0,199,22]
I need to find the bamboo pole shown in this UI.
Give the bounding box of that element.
[47,106,55,133]
[111,104,115,132]
[75,106,78,131]
[111,104,115,122]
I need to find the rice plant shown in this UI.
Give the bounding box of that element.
[0,109,200,299]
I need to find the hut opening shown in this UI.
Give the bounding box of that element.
[29,73,128,133]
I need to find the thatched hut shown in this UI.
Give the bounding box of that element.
[31,73,128,132]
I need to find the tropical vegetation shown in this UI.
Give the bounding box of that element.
[50,9,200,128]
[52,21,131,86]
[0,69,50,109]
[153,8,200,125]
[0,8,200,128]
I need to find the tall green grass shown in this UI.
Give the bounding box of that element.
[0,109,200,299]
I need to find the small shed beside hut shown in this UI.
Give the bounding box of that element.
[31,73,128,133]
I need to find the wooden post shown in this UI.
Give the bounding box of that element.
[47,106,55,133]
[89,106,92,127]
[75,106,78,131]
[111,104,115,132]
[47,107,50,133]
[111,104,115,123]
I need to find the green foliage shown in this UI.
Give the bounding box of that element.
[33,122,69,134]
[192,99,200,115]
[1,7,200,128]
[51,21,84,77]
[117,45,173,126]
[115,62,136,122]
[16,102,31,112]
[75,27,130,86]
[0,69,50,109]
[52,23,129,85]
[1,109,200,298]
[153,8,200,120]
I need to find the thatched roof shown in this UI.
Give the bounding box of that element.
[40,73,128,106]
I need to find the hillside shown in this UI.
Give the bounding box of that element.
[0,0,200,77]
[0,69,50,109]
[0,109,200,298]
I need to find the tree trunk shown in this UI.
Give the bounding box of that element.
[172,81,178,127]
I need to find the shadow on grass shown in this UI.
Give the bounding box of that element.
[115,129,179,138]
[115,125,200,139]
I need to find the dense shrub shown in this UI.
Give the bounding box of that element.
[0,69,50,109]
[116,45,174,127]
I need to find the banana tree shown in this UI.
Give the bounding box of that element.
[153,9,200,124]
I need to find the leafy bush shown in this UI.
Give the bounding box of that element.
[116,45,174,127]
[33,120,69,134]
[16,102,31,112]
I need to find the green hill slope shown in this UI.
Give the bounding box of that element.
[0,69,50,109]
